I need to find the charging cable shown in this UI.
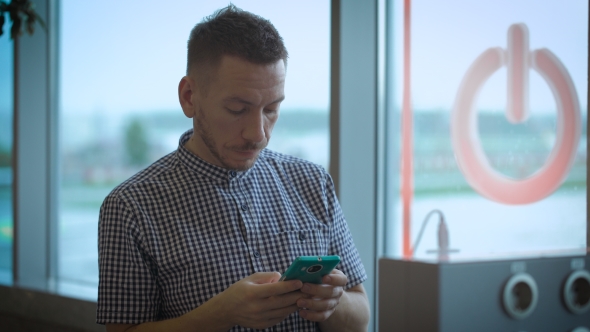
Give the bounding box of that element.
[412,209,459,259]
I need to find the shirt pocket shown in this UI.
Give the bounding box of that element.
[270,229,329,274]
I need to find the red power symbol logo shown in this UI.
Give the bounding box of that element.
[452,23,582,205]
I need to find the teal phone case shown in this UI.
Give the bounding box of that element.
[279,255,341,284]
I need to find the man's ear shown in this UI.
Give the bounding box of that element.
[178,76,197,118]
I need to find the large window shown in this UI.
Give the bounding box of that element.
[5,2,586,331]
[387,0,587,258]
[0,35,13,285]
[59,0,330,300]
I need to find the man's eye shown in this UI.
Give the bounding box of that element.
[227,108,245,114]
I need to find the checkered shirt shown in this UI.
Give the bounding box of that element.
[97,129,367,331]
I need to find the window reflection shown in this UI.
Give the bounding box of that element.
[390,0,587,258]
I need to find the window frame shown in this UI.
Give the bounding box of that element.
[330,1,389,330]
[12,0,59,292]
[10,2,387,331]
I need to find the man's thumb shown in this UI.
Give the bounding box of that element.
[250,271,282,284]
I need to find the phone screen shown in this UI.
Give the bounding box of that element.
[279,255,340,284]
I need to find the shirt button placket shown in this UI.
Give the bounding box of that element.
[233,181,263,270]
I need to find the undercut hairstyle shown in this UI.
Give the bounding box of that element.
[186,4,288,84]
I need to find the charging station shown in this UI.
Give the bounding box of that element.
[378,251,590,331]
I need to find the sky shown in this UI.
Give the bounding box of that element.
[393,0,588,113]
[59,0,331,115]
[2,1,588,117]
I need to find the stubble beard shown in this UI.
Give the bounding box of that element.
[195,107,267,171]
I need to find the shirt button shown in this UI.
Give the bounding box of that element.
[241,204,249,211]
[253,250,261,258]
[299,232,307,241]
[229,170,237,177]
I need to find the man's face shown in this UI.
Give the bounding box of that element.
[180,55,286,171]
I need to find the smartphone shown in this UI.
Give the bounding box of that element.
[279,255,341,284]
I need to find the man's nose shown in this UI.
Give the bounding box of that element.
[242,110,265,143]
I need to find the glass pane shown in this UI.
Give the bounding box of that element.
[59,0,330,300]
[388,0,587,258]
[0,35,13,285]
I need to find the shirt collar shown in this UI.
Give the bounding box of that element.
[176,129,254,181]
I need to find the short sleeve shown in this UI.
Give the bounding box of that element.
[324,173,368,289]
[96,193,160,324]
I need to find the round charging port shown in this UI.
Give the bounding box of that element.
[502,272,538,319]
[563,269,590,315]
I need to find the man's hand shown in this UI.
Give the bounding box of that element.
[106,272,305,332]
[296,270,370,332]
[214,272,304,330]
[296,269,347,321]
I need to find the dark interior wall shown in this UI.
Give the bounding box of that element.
[0,285,103,332]
[0,313,91,332]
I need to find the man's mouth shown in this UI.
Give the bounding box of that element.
[233,149,260,158]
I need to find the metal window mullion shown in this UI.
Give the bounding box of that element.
[329,0,341,190]
[13,0,57,292]
[335,1,379,331]
[47,0,60,291]
[374,0,390,329]
[383,0,401,257]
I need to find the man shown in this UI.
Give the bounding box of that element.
[97,5,369,332]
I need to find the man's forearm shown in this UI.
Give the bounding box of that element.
[319,288,370,332]
[107,272,304,332]
[108,295,233,332]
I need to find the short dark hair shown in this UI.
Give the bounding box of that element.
[186,4,288,80]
